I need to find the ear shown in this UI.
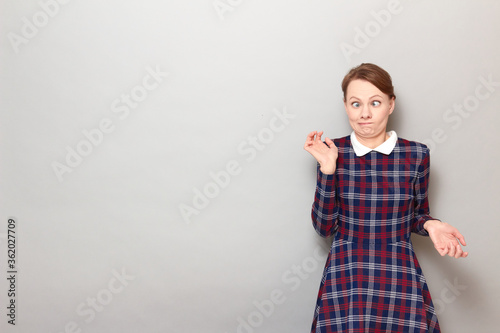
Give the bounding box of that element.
[388,97,395,115]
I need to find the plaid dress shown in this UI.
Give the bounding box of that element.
[310,134,440,333]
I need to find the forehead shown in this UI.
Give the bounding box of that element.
[346,79,386,99]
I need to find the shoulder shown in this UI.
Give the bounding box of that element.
[396,137,430,154]
[396,137,431,167]
[332,134,351,148]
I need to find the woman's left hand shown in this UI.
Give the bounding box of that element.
[424,220,468,258]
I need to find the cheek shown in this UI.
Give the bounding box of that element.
[378,111,391,123]
[384,107,393,117]
[345,108,357,120]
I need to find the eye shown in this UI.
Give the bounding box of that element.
[371,100,381,107]
[352,102,360,108]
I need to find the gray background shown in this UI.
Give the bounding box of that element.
[1,0,499,332]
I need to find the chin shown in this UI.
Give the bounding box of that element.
[358,128,374,135]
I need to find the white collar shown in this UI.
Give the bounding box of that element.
[350,130,398,157]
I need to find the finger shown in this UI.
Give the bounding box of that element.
[306,131,317,141]
[315,131,323,142]
[454,244,463,259]
[325,137,334,147]
[437,244,447,256]
[455,233,467,246]
[304,132,318,149]
[448,243,456,258]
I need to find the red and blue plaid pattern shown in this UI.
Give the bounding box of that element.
[311,135,440,333]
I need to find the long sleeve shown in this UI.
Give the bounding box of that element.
[311,164,339,237]
[411,146,440,236]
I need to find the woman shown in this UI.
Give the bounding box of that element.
[304,63,468,333]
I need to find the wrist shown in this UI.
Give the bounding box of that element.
[424,219,441,232]
[320,166,335,175]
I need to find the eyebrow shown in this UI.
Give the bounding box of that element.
[348,95,383,101]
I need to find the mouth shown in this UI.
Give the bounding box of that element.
[358,122,372,125]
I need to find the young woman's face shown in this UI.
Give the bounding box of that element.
[344,79,395,139]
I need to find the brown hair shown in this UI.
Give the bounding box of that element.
[341,63,396,101]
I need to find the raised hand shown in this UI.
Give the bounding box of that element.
[304,131,338,175]
[424,220,468,258]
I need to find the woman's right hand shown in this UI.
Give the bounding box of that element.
[304,131,338,175]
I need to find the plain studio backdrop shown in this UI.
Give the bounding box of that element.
[1,1,499,332]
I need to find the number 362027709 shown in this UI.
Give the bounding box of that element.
[7,218,16,269]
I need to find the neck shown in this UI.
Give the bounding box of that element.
[356,131,389,149]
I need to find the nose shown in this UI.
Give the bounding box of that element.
[360,104,372,119]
